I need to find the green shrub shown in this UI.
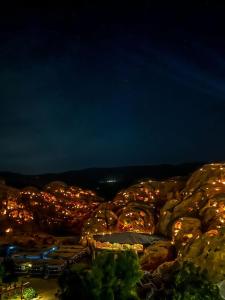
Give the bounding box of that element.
[156,261,222,300]
[59,250,143,300]
[23,287,37,300]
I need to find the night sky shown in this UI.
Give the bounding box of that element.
[1,1,225,174]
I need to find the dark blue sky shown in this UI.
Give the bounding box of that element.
[1,1,225,174]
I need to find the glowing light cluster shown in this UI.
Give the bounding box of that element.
[0,181,102,232]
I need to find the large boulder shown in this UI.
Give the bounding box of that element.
[152,260,176,282]
[157,199,181,237]
[200,193,225,231]
[181,230,225,283]
[140,240,175,272]
[172,191,208,220]
[117,206,155,234]
[171,217,202,250]
[183,163,225,195]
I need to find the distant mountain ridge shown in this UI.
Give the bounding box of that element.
[0,163,205,199]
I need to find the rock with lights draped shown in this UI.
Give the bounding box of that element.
[157,163,225,239]
[81,203,118,239]
[140,240,175,271]
[81,178,185,242]
[154,163,225,283]
[0,184,37,232]
[81,162,225,283]
[43,181,103,232]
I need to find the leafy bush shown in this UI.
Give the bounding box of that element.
[58,263,91,300]
[155,261,222,300]
[23,287,37,300]
[59,250,143,300]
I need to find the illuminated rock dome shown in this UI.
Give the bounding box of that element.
[82,177,184,239]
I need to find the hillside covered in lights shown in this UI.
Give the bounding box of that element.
[0,181,103,235]
[0,163,225,238]
[1,163,225,281]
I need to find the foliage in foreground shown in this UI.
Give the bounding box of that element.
[153,261,222,300]
[59,250,143,300]
[181,230,225,283]
[22,287,37,300]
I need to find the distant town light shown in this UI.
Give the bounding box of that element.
[99,178,118,184]
[106,179,117,183]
